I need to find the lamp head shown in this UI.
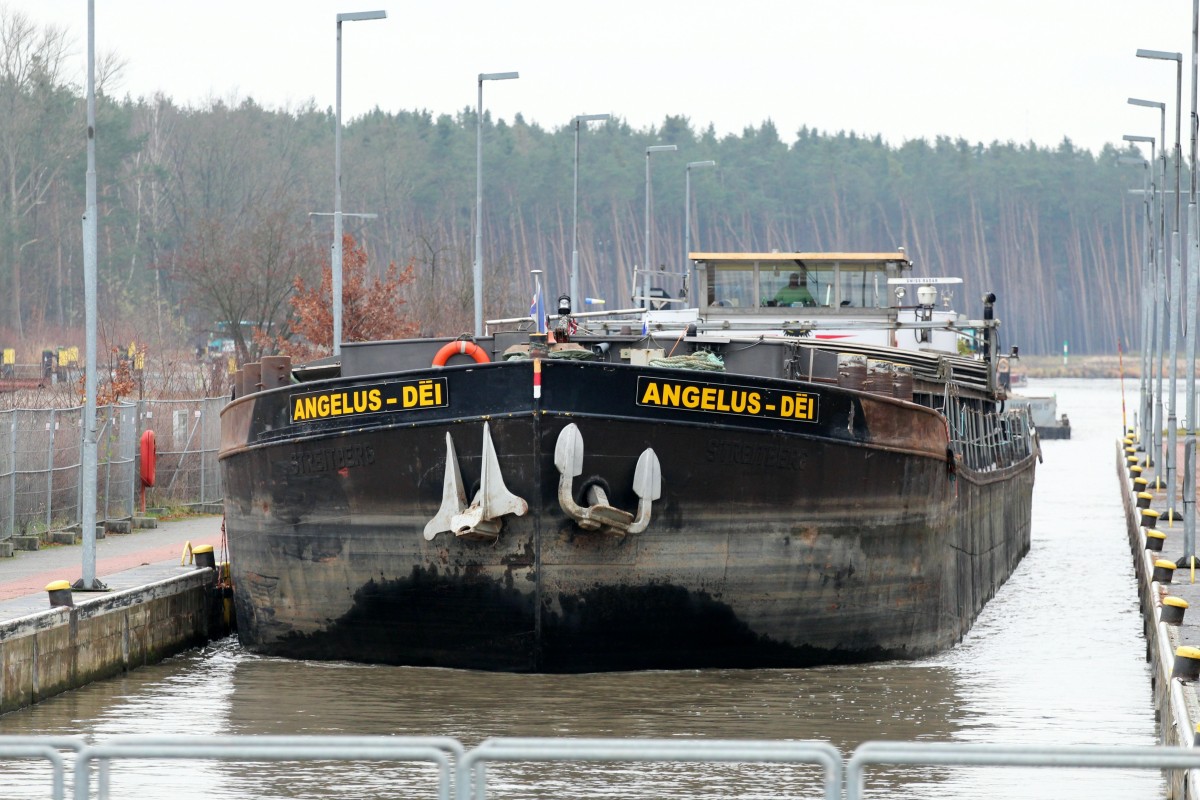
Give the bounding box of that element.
[1128,97,1166,111]
[337,10,386,22]
[1136,48,1182,63]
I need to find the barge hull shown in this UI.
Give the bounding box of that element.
[220,360,1034,672]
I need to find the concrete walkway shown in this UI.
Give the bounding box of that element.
[0,514,226,619]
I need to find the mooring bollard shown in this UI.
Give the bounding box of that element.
[1153,559,1177,584]
[1137,492,1154,510]
[193,544,216,570]
[45,580,73,608]
[1146,530,1167,552]
[1162,596,1189,625]
[1173,646,1200,681]
[1142,508,1161,529]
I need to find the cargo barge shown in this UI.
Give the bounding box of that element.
[219,251,1037,672]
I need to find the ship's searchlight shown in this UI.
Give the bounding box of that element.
[916,285,938,308]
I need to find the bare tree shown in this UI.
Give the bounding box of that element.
[0,8,73,338]
[170,203,322,365]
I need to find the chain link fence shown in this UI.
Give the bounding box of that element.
[0,398,224,543]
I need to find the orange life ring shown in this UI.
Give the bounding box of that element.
[432,340,490,367]
[139,430,156,488]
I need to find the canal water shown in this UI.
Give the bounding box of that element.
[0,379,1162,798]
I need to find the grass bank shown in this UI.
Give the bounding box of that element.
[1014,354,1141,379]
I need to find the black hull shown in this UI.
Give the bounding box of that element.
[1037,423,1071,440]
[220,358,1035,672]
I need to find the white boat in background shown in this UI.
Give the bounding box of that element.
[1008,393,1070,439]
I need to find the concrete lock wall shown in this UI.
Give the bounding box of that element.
[0,570,228,715]
[1117,445,1200,800]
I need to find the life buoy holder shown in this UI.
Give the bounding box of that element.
[432,340,490,367]
[139,430,156,488]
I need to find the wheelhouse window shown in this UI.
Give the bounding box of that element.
[707,264,756,308]
[838,266,889,308]
[698,256,907,312]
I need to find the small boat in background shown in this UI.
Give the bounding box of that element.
[1007,392,1070,440]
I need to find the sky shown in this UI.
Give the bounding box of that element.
[6,0,1199,156]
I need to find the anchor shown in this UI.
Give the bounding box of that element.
[553,423,661,539]
[423,422,528,542]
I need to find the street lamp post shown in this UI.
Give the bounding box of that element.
[1123,134,1158,465]
[333,10,386,357]
[643,145,678,310]
[1185,0,1200,567]
[1137,48,1183,518]
[474,71,519,337]
[684,160,716,297]
[571,113,610,313]
[1129,97,1168,474]
[80,0,101,589]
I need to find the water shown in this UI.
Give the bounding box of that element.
[0,379,1162,798]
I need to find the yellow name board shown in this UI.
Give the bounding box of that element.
[636,376,818,422]
[291,377,448,423]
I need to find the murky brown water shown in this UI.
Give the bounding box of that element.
[0,380,1162,798]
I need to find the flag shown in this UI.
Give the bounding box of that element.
[529,273,546,334]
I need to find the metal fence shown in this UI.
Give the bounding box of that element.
[0,398,224,542]
[2,735,1197,800]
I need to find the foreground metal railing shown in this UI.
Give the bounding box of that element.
[2,735,1197,799]
[846,741,1200,800]
[460,737,843,800]
[87,736,463,800]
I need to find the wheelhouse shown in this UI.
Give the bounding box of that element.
[689,251,912,317]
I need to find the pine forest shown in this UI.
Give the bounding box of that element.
[0,13,1156,371]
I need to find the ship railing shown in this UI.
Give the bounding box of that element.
[486,307,649,334]
[489,309,997,337]
[944,397,1035,473]
[635,315,993,339]
[5,735,1198,799]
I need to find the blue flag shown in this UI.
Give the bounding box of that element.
[530,274,546,334]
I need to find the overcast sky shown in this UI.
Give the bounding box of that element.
[8,0,1198,156]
